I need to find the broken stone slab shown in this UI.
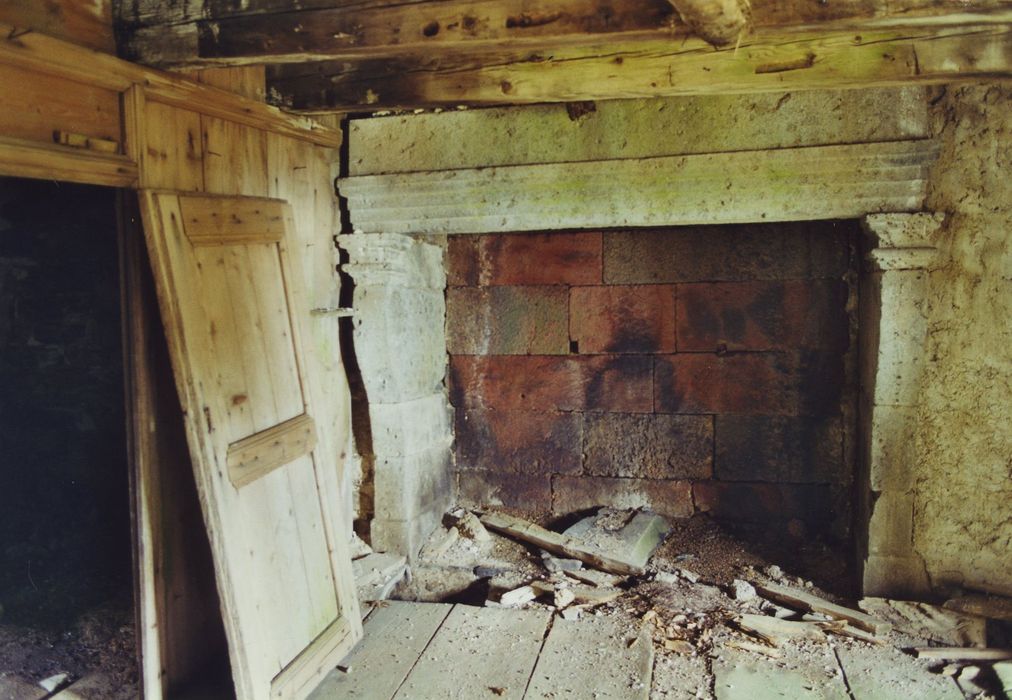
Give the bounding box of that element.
[420,526,459,559]
[554,588,576,609]
[455,511,491,542]
[499,585,538,607]
[764,565,785,581]
[348,532,373,560]
[481,509,668,576]
[731,579,757,601]
[563,508,672,572]
[541,551,583,573]
[354,552,409,603]
[39,674,69,694]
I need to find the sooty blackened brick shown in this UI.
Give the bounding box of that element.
[583,355,654,413]
[455,409,582,474]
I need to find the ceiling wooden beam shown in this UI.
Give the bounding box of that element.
[114,1,1012,111]
[269,20,1012,111]
[117,0,1012,66]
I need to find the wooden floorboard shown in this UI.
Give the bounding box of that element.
[713,644,850,700]
[392,605,551,700]
[525,615,653,699]
[309,601,453,699]
[835,644,963,700]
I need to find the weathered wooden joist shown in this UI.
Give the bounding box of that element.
[118,0,1012,66]
[338,140,938,235]
[270,20,1012,110]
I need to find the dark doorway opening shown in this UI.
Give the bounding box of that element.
[0,177,137,695]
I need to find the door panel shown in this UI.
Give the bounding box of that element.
[139,191,360,700]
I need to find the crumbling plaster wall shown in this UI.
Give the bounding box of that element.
[913,84,1012,596]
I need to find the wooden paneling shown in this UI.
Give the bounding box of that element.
[0,136,136,186]
[141,101,205,191]
[187,66,267,102]
[0,63,120,147]
[0,0,114,53]
[202,116,270,196]
[0,22,342,147]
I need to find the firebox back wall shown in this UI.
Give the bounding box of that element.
[447,222,859,538]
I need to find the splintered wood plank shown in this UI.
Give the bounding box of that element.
[835,645,963,700]
[756,583,890,635]
[481,512,647,575]
[393,605,550,700]
[525,616,653,699]
[309,602,453,700]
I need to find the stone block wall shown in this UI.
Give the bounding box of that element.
[448,223,859,537]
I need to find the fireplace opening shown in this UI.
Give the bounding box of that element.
[0,178,137,696]
[443,221,861,592]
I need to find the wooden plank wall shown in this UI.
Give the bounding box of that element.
[130,66,351,700]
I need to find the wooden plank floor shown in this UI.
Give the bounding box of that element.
[311,601,653,699]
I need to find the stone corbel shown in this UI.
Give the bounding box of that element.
[863,212,944,271]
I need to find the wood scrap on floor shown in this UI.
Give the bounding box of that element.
[913,647,1012,662]
[755,582,890,635]
[944,594,1012,622]
[734,614,836,645]
[859,597,988,647]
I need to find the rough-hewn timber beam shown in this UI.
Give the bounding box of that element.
[116,0,1012,66]
[269,20,1012,111]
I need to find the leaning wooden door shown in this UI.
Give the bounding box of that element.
[138,191,360,700]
